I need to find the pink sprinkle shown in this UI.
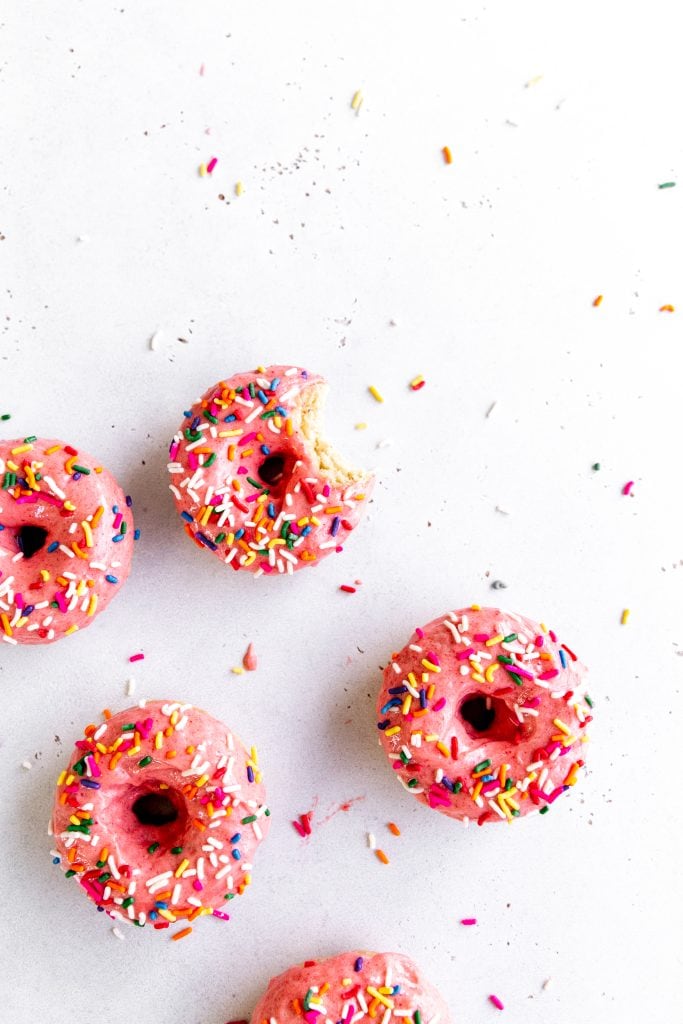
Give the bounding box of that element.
[112,512,123,530]
[426,650,440,666]
[212,909,230,920]
[15,594,24,610]
[206,157,218,174]
[415,627,425,639]
[322,483,331,497]
[340,585,356,593]
[292,820,306,837]
[537,669,559,680]
[188,453,198,471]
[432,698,446,712]
[473,633,490,642]
[192,879,203,891]
[622,480,635,496]
[169,441,179,460]
[534,635,544,648]
[129,653,144,663]
[199,62,205,76]
[460,918,477,926]
[457,647,475,660]
[238,431,257,447]
[243,642,258,671]
[489,995,504,1011]
[506,663,534,680]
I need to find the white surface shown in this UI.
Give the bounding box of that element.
[2,2,682,1021]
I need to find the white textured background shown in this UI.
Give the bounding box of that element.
[1,2,682,1021]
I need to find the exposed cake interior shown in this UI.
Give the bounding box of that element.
[291,380,370,488]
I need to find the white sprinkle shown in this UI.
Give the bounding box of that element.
[485,400,497,418]
[126,677,136,696]
[542,978,552,991]
[367,832,376,849]
[495,505,511,515]
[21,760,32,770]
[149,329,163,351]
[112,927,125,940]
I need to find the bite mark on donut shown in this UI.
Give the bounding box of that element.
[294,382,369,488]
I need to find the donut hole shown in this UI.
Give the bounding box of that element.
[459,692,521,742]
[17,525,48,559]
[258,454,286,487]
[132,792,179,827]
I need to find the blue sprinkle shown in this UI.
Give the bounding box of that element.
[270,377,280,389]
[247,765,254,783]
[126,495,133,507]
[275,405,287,416]
[559,649,567,668]
[419,688,427,709]
[377,719,390,730]
[260,445,271,455]
[481,774,495,783]
[354,957,363,972]
[47,541,59,553]
[301,370,308,379]
[391,987,400,996]
[231,849,241,861]
[180,511,194,523]
[257,389,268,405]
[81,779,101,789]
[105,574,118,584]
[234,528,245,540]
[96,905,105,912]
[224,413,237,423]
[112,505,119,514]
[380,698,402,714]
[388,685,408,695]
[330,515,340,537]
[133,529,141,540]
[0,524,4,531]
[149,910,158,920]
[183,410,192,419]
[155,901,168,909]
[190,416,201,430]
[196,532,218,550]
[112,534,124,543]
[23,604,34,615]
[441,777,455,792]
[301,525,312,536]
[230,833,241,844]
[267,502,275,518]
[52,856,60,864]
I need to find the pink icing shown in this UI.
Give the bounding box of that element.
[167,365,373,576]
[51,700,269,931]
[251,951,451,1024]
[0,437,135,644]
[376,606,592,825]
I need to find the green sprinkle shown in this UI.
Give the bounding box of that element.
[505,778,514,791]
[98,872,111,883]
[224,892,236,900]
[539,806,549,815]
[453,781,463,793]
[203,410,218,424]
[147,842,160,854]
[585,695,594,708]
[474,758,491,773]
[23,435,37,443]
[414,1012,422,1024]
[407,778,418,788]
[2,472,16,489]
[497,654,514,665]
[72,464,90,474]
[64,869,76,878]
[72,757,86,776]
[121,897,134,908]
[171,846,183,855]
[249,382,256,398]
[96,859,106,868]
[203,452,217,467]
[399,750,410,764]
[133,919,145,927]
[509,672,523,686]
[260,409,277,419]
[66,824,90,834]
[215,532,226,543]
[184,428,201,442]
[138,755,152,767]
[264,808,271,816]
[658,181,676,189]
[241,814,257,824]
[121,521,127,534]
[592,462,601,471]
[121,723,135,731]
[246,477,263,489]
[503,633,517,643]
[511,808,520,816]
[0,413,11,421]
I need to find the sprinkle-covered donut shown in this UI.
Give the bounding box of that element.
[50,701,269,935]
[251,951,451,1024]
[0,436,136,645]
[168,365,373,576]
[376,605,592,825]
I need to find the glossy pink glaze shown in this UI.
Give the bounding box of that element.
[168,365,372,576]
[251,951,450,1024]
[51,701,269,931]
[377,606,592,825]
[0,437,134,644]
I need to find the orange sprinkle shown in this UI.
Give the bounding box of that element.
[102,708,112,720]
[388,822,401,836]
[659,304,675,312]
[375,849,390,865]
[593,294,603,307]
[171,926,193,942]
[442,145,453,164]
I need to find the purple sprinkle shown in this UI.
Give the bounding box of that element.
[354,957,363,972]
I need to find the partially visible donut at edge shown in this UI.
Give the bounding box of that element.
[167,365,374,576]
[0,436,136,645]
[251,951,451,1024]
[376,605,593,825]
[50,700,269,934]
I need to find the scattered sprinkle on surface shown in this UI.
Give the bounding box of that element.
[129,652,144,663]
[491,579,507,590]
[622,480,635,496]
[367,832,376,849]
[388,821,401,836]
[340,584,357,594]
[621,608,630,625]
[659,304,675,312]
[525,74,543,87]
[171,926,193,942]
[658,181,676,189]
[592,462,601,471]
[409,375,426,391]
[149,329,163,352]
[243,642,258,671]
[21,760,32,770]
[442,145,453,164]
[593,294,604,307]
[355,422,368,430]
[489,994,504,1010]
[460,917,477,925]
[368,385,384,403]
[235,181,244,197]
[125,677,135,696]
[351,89,363,112]
[112,926,125,940]
[375,848,390,865]
[0,413,11,421]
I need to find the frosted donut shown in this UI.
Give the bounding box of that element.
[376,605,592,825]
[50,700,269,935]
[251,951,450,1024]
[167,365,373,576]
[0,436,136,645]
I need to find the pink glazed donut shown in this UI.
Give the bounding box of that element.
[0,436,136,645]
[251,951,451,1024]
[167,365,373,576]
[376,605,593,825]
[50,701,269,935]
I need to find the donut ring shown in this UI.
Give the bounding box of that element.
[167,365,373,576]
[50,701,269,934]
[376,605,592,825]
[251,951,451,1024]
[0,436,136,645]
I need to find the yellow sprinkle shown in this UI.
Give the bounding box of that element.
[540,622,549,634]
[158,908,177,922]
[44,444,61,455]
[65,624,79,635]
[351,89,363,111]
[63,501,76,512]
[40,569,50,582]
[11,444,32,455]
[355,422,368,430]
[235,181,244,197]
[56,770,67,786]
[436,741,450,757]
[199,163,207,177]
[553,718,571,735]
[366,987,393,1009]
[486,634,504,647]
[471,673,486,684]
[81,521,94,548]
[384,726,400,737]
[421,658,440,672]
[175,858,190,878]
[401,695,411,715]
[1,613,12,637]
[86,594,98,617]
[368,385,384,403]
[195,773,209,788]
[409,375,424,388]
[470,603,481,611]
[621,608,630,625]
